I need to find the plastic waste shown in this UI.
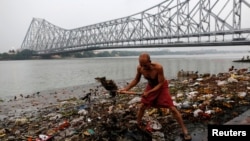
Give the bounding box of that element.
[152,131,165,141]
[76,104,89,110]
[238,92,247,98]
[83,129,95,136]
[145,122,153,132]
[193,109,203,117]
[36,134,51,141]
[148,120,162,131]
[108,105,114,114]
[148,108,157,116]
[0,129,6,137]
[127,96,141,105]
[49,114,62,120]
[15,118,28,125]
[54,120,70,131]
[78,109,88,115]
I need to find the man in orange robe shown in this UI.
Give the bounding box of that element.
[119,52,192,141]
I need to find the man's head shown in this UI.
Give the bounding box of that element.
[139,53,151,70]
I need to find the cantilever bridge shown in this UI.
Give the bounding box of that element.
[21,0,250,56]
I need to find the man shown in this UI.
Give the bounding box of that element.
[119,52,192,141]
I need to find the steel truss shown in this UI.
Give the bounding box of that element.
[21,0,250,55]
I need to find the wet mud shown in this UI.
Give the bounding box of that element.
[0,69,249,141]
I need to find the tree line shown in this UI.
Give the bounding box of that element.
[0,48,231,60]
[0,49,172,60]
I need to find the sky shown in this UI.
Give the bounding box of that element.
[0,0,249,53]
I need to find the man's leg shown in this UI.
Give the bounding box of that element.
[169,106,192,140]
[137,103,147,125]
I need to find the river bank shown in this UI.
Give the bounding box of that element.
[0,69,250,141]
[1,53,249,100]
[0,80,131,120]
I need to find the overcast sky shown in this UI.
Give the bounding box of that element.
[0,0,249,53]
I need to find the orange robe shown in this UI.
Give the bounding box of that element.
[141,80,174,108]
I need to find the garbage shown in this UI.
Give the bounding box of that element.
[127,96,141,105]
[238,92,247,98]
[14,117,28,125]
[78,109,88,115]
[193,109,203,117]
[0,70,249,141]
[152,131,165,141]
[148,120,162,130]
[83,129,95,136]
[57,120,70,131]
[49,114,62,120]
[36,134,51,141]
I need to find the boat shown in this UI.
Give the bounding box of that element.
[233,54,250,62]
[233,59,250,62]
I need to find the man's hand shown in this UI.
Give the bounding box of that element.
[142,91,150,97]
[117,90,140,95]
[117,89,126,94]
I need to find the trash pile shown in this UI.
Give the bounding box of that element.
[0,69,250,141]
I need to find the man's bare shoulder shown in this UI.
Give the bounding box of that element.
[136,65,142,71]
[152,62,163,69]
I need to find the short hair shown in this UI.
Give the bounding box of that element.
[139,52,150,61]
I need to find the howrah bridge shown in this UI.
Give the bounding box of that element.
[20,0,250,56]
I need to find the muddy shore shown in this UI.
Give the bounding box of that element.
[0,70,250,141]
[0,80,130,120]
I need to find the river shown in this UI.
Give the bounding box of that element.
[0,52,249,100]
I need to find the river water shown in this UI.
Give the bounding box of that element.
[0,53,249,100]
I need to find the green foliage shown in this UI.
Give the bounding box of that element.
[0,49,34,60]
[96,51,111,57]
[14,49,34,60]
[74,53,83,58]
[0,53,12,60]
[0,49,172,60]
[82,51,95,57]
